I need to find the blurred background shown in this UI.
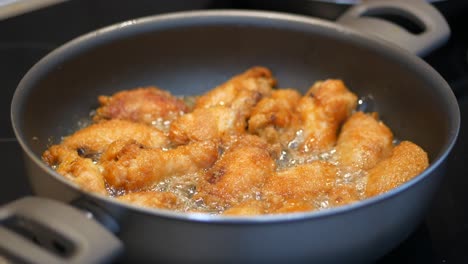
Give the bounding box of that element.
[1,0,467,263]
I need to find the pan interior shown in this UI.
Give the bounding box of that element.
[13,13,455,177]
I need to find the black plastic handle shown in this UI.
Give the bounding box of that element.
[337,0,450,56]
[0,197,123,264]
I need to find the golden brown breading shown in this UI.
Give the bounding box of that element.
[263,161,337,201]
[335,111,394,170]
[42,145,107,195]
[116,191,180,210]
[169,67,275,144]
[169,106,245,145]
[60,119,169,155]
[223,197,317,215]
[272,199,316,214]
[328,184,360,207]
[295,80,357,153]
[365,141,429,197]
[265,177,359,213]
[248,89,302,145]
[101,139,219,192]
[195,66,275,111]
[94,86,188,125]
[223,200,267,216]
[196,135,276,208]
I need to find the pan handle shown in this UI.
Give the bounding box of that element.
[0,196,123,264]
[337,0,450,56]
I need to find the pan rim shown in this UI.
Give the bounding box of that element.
[11,9,460,224]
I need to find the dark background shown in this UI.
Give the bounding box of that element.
[1,0,467,262]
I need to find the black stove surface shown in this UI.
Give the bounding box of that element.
[1,1,467,263]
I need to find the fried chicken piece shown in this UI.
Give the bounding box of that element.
[169,106,245,145]
[101,140,219,192]
[42,120,168,195]
[94,86,188,125]
[365,141,429,197]
[328,184,360,207]
[224,164,361,215]
[196,135,276,208]
[264,163,360,213]
[273,199,316,214]
[248,89,302,145]
[195,66,275,111]
[222,198,316,215]
[294,80,357,153]
[263,161,337,202]
[42,145,107,195]
[335,112,393,170]
[60,119,169,156]
[169,67,275,144]
[116,191,180,210]
[223,200,267,216]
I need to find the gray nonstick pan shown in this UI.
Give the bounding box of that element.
[2,0,459,263]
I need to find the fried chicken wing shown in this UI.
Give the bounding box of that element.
[335,112,393,170]
[42,145,107,195]
[224,166,360,215]
[101,140,219,192]
[263,162,360,213]
[60,119,169,156]
[169,67,275,144]
[195,66,275,111]
[365,141,429,197]
[273,199,316,214]
[94,86,188,125]
[295,80,357,153]
[263,161,337,201]
[169,106,245,145]
[328,184,360,207]
[116,191,181,210]
[248,89,301,145]
[222,200,267,216]
[222,198,316,215]
[196,135,276,208]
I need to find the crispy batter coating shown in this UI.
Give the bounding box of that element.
[248,89,302,145]
[117,191,180,210]
[365,141,429,197]
[335,112,393,170]
[328,184,360,207]
[94,86,188,124]
[195,66,275,110]
[263,165,359,213]
[60,119,169,155]
[223,200,267,216]
[169,67,275,144]
[101,140,219,192]
[222,198,316,215]
[273,199,316,214]
[42,145,107,195]
[169,106,245,145]
[263,161,337,201]
[223,183,359,215]
[196,135,276,208]
[295,80,357,153]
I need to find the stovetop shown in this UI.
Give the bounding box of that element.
[1,1,467,263]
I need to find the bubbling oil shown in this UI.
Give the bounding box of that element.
[63,94,383,214]
[122,95,374,213]
[152,173,217,213]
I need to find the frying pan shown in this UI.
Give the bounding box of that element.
[241,0,447,20]
[1,0,459,263]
